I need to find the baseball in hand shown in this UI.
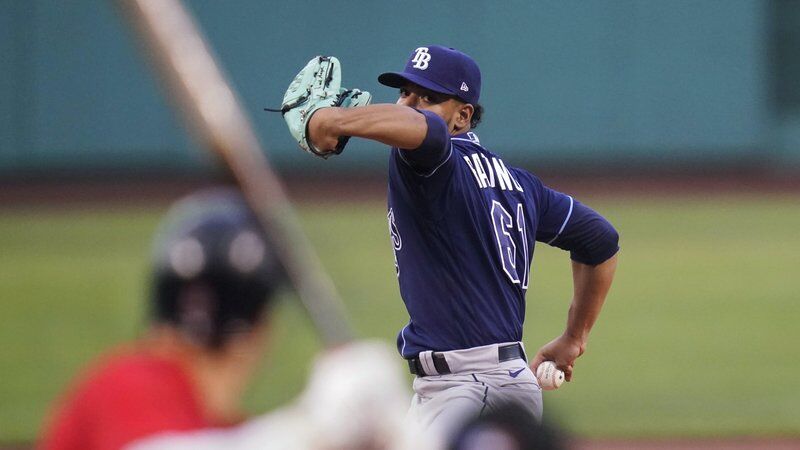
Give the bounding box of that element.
[535,361,565,390]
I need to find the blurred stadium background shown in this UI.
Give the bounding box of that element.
[1,0,799,448]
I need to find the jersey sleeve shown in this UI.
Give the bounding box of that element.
[533,179,619,266]
[395,109,451,176]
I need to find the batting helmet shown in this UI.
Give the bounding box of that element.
[150,187,284,349]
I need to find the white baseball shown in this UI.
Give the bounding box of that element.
[535,361,565,390]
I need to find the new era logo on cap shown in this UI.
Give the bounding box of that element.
[377,45,482,105]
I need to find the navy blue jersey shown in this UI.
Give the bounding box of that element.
[388,110,619,358]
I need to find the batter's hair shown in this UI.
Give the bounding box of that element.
[470,103,483,129]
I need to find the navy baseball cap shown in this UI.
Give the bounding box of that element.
[378,45,481,105]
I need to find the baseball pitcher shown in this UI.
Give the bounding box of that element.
[273,45,620,437]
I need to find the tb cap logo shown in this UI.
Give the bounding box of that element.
[411,47,431,70]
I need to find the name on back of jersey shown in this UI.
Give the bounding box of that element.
[462,153,524,192]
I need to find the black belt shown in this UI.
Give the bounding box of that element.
[408,343,526,376]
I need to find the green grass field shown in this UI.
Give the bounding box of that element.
[1,194,799,442]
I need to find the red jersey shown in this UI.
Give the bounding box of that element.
[40,349,228,450]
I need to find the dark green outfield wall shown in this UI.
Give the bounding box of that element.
[1,0,798,175]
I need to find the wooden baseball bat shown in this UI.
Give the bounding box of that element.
[116,0,354,346]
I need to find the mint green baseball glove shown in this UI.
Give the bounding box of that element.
[270,56,372,159]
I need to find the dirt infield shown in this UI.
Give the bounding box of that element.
[573,437,800,450]
[1,172,799,209]
[5,437,800,449]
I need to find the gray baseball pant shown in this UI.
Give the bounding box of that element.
[406,342,543,438]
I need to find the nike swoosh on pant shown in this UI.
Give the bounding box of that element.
[508,368,525,378]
